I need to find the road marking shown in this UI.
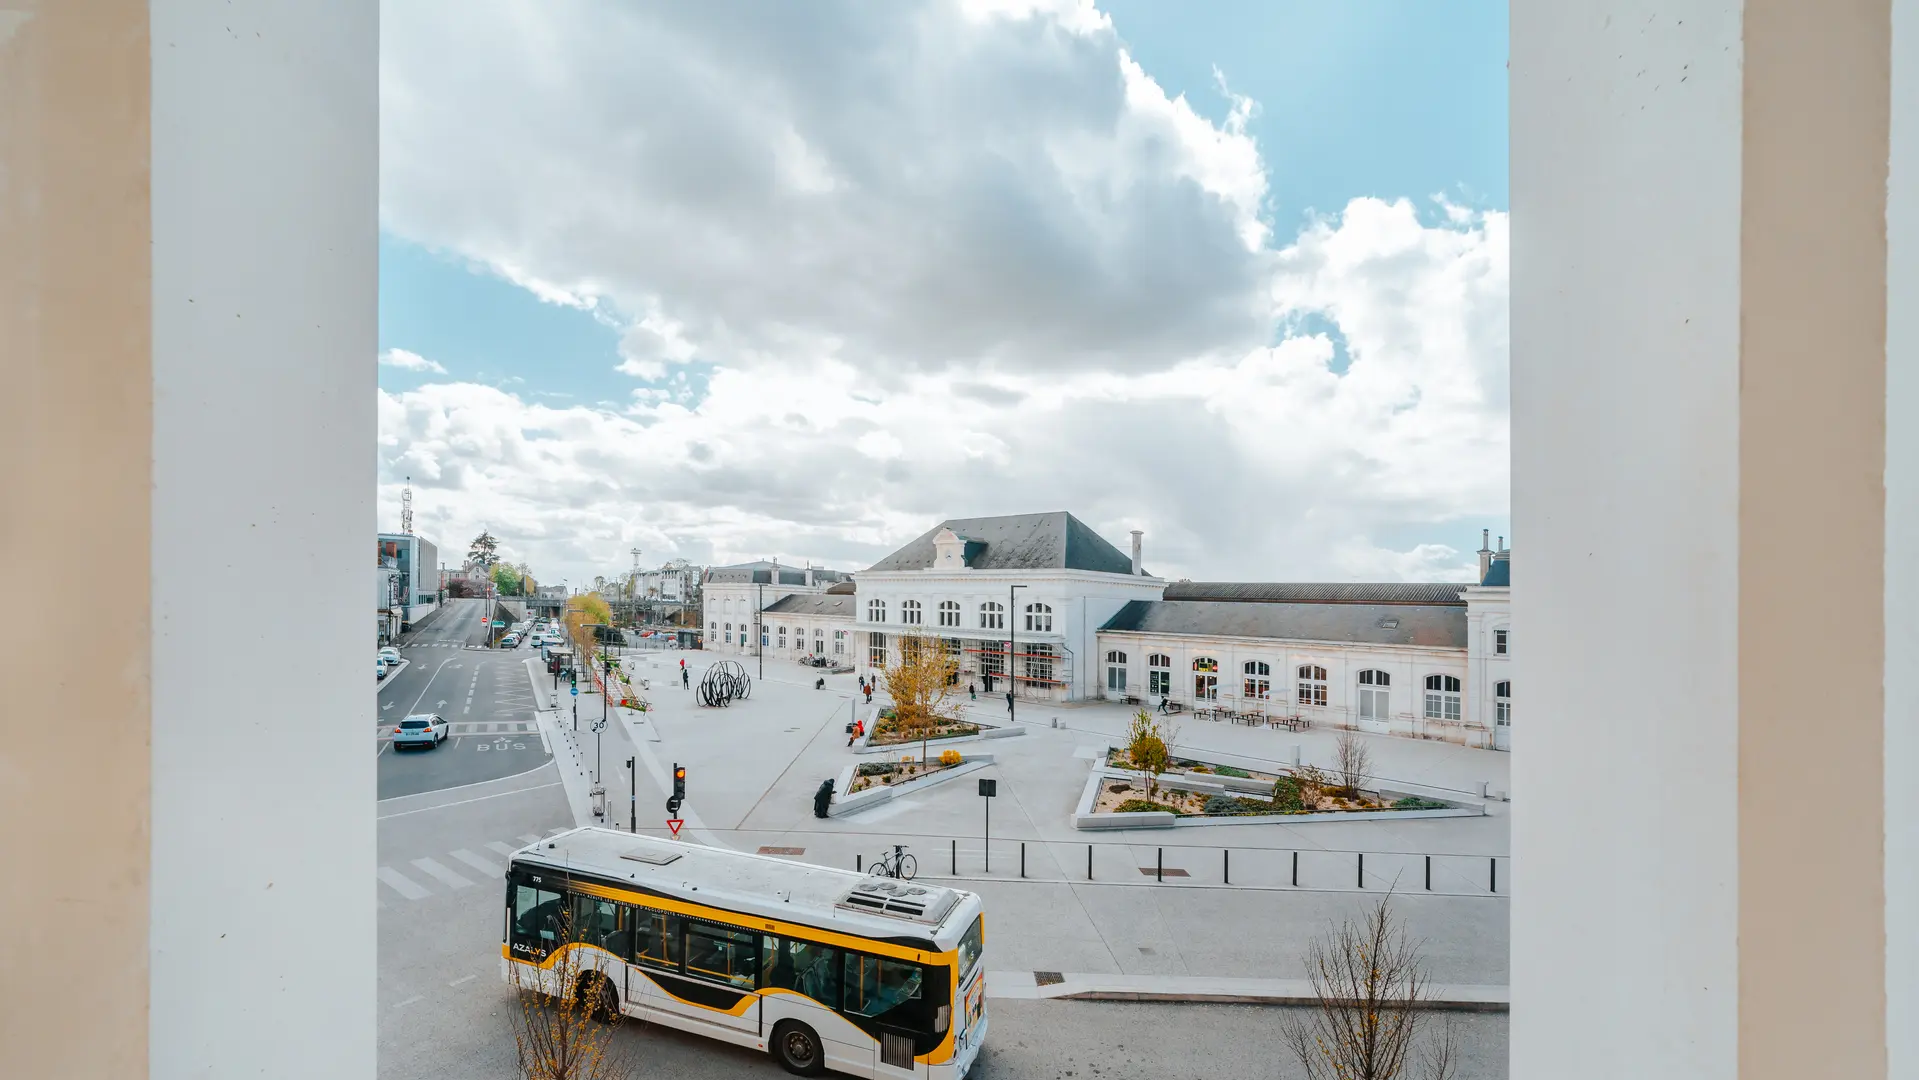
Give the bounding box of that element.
[448,974,477,988]
[392,995,422,1009]
[411,857,474,890]
[464,706,470,714]
[376,778,563,819]
[376,867,430,900]
[450,848,503,878]
[486,841,520,858]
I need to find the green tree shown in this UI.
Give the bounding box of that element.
[469,530,501,570]
[493,563,525,597]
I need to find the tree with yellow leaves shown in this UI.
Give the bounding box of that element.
[880,629,965,766]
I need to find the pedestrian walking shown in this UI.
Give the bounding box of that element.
[864,685,873,704]
[969,683,977,701]
[1005,691,1014,716]
[681,667,690,689]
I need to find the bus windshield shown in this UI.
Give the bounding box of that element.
[956,915,984,983]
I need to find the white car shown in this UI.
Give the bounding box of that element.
[391,713,448,750]
[378,647,401,666]
[376,657,387,680]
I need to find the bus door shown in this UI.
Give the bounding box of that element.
[843,953,951,1076]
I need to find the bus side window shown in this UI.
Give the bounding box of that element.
[843,955,925,1020]
[764,937,838,1005]
[632,908,680,971]
[571,894,619,952]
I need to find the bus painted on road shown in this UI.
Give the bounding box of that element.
[503,827,987,1078]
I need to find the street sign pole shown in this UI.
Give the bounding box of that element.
[627,756,637,832]
[978,777,998,873]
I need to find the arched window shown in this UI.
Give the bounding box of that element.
[1192,656,1219,700]
[868,632,887,669]
[979,602,1004,630]
[867,599,886,623]
[777,626,787,649]
[1495,680,1512,727]
[1148,653,1172,696]
[1297,665,1329,707]
[1357,670,1390,723]
[1105,650,1128,693]
[1024,602,1053,632]
[1423,674,1463,721]
[938,600,961,627]
[901,600,922,626]
[1242,660,1271,700]
[722,622,730,644]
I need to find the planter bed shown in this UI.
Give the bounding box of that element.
[825,754,995,818]
[1072,764,1482,830]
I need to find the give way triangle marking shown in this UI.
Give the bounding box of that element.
[666,819,684,837]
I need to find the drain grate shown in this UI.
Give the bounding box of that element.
[757,846,806,856]
[1034,971,1064,986]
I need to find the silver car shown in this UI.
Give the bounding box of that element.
[391,713,448,750]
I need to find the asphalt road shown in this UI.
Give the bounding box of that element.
[377,599,551,799]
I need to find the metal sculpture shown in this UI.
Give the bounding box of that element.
[697,660,752,708]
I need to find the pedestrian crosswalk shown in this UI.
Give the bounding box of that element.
[375,721,536,740]
[378,831,564,907]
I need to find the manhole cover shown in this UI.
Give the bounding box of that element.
[1138,867,1191,878]
[757,846,806,856]
[1034,971,1064,986]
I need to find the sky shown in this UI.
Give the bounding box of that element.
[377,0,1509,588]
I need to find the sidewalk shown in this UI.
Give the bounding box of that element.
[985,970,1507,1011]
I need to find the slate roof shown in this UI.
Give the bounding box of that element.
[761,593,856,618]
[865,512,1140,575]
[824,581,857,595]
[1100,600,1468,650]
[1161,581,1470,606]
[704,562,852,586]
[1479,556,1510,588]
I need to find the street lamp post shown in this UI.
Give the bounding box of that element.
[1008,584,1028,726]
[756,581,765,680]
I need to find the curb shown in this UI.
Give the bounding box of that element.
[984,970,1509,1012]
[1057,990,1508,1013]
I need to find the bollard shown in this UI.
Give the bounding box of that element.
[1088,844,1094,881]
[1358,852,1365,889]
[1291,850,1299,887]
[1491,857,1498,893]
[1156,847,1163,883]
[1020,843,1026,879]
[1223,848,1230,885]
[856,854,862,873]
[952,839,957,876]
[1425,854,1432,891]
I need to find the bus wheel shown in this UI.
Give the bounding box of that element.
[577,974,619,1023]
[771,1020,825,1076]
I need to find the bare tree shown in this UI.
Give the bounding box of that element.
[1334,729,1374,798]
[1280,895,1459,1080]
[505,905,639,1080]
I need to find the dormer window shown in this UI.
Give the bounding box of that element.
[932,528,974,570]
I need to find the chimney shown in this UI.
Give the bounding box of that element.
[1130,530,1144,576]
[1478,529,1494,581]
[804,566,814,587]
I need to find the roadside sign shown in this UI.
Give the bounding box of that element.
[492,620,505,627]
[571,685,579,697]
[666,819,684,837]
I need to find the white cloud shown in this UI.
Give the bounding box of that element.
[375,1,1509,586]
[379,347,447,374]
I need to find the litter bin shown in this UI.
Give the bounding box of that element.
[813,779,835,819]
[590,785,607,819]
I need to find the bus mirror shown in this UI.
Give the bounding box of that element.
[935,1005,950,1034]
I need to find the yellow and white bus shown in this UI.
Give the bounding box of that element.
[502,827,988,1078]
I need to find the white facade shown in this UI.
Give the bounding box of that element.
[855,565,1164,700]
[702,561,849,657]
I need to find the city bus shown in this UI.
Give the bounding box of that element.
[502,827,988,1078]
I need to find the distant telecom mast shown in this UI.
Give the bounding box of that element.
[400,476,414,536]
[631,546,644,573]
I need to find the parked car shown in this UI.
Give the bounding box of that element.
[500,633,520,648]
[378,647,401,666]
[391,714,448,750]
[376,657,387,680]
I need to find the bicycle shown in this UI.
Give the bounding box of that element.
[869,844,917,881]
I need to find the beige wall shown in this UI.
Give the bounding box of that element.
[1738,2,1889,1076]
[0,2,154,1077]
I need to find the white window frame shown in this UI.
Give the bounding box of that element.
[1105,650,1128,692]
[1424,674,1463,722]
[868,632,887,669]
[1192,656,1219,701]
[1495,680,1512,725]
[867,599,886,624]
[777,626,787,649]
[1297,664,1329,708]
[979,602,1004,631]
[1242,659,1271,701]
[1148,653,1172,697]
[938,600,960,628]
[901,600,922,626]
[1024,602,1052,633]
[1494,628,1509,655]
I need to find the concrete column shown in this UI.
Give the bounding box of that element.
[1513,2,1907,1078]
[1,2,377,1077]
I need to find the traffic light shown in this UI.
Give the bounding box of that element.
[569,669,577,689]
[666,763,686,816]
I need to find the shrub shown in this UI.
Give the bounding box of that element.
[1188,765,1212,774]
[1270,776,1305,812]
[1393,796,1450,810]
[939,749,963,767]
[1214,765,1251,778]
[1202,794,1243,815]
[1113,798,1185,815]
